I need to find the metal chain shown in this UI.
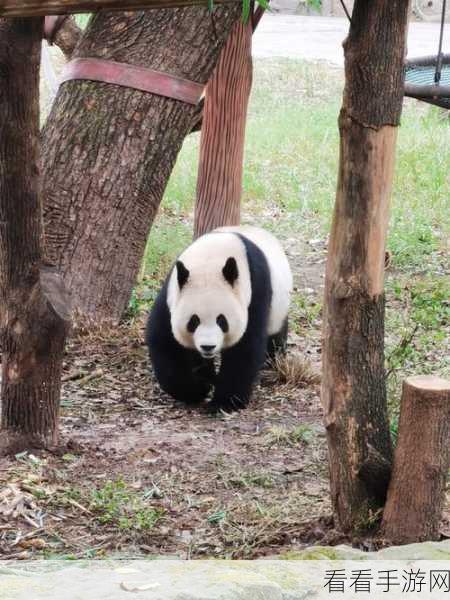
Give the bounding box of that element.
[435,0,447,83]
[339,0,352,22]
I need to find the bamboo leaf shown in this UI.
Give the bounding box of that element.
[241,0,251,22]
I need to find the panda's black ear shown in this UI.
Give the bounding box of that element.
[176,260,189,289]
[222,257,238,286]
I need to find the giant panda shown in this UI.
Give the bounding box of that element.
[145,225,293,413]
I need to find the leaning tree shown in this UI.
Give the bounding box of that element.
[42,6,243,322]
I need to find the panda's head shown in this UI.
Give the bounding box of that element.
[170,257,248,359]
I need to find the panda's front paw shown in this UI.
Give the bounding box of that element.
[182,383,213,405]
[192,360,216,386]
[206,394,248,414]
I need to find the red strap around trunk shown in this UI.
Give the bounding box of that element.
[60,58,205,105]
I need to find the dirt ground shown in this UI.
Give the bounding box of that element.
[1,232,449,559]
[0,240,346,560]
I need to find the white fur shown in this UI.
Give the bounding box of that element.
[217,226,293,336]
[167,226,292,357]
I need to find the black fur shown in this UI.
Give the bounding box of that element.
[206,234,272,412]
[176,260,189,289]
[146,233,286,413]
[146,278,215,405]
[266,317,289,362]
[222,257,239,286]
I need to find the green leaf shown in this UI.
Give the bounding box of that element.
[208,510,226,524]
[242,0,251,22]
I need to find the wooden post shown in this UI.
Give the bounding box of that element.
[0,18,70,450]
[193,17,253,238]
[381,376,450,544]
[321,0,411,534]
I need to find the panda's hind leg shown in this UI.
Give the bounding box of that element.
[266,317,288,364]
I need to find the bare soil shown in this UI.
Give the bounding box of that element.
[0,243,342,559]
[1,236,448,559]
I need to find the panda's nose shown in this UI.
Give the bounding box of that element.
[200,345,216,353]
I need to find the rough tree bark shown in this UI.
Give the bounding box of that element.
[0,18,70,449]
[194,17,253,238]
[321,0,411,534]
[381,375,450,544]
[47,16,82,58]
[42,7,242,322]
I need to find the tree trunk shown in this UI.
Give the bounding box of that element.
[321,0,410,534]
[0,0,239,17]
[0,18,70,450]
[46,15,82,58]
[194,17,253,238]
[42,7,242,322]
[381,375,450,544]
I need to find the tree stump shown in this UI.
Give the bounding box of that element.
[381,375,450,544]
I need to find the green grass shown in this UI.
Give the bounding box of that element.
[291,292,322,333]
[126,218,192,318]
[228,470,275,489]
[89,479,164,531]
[74,14,92,29]
[390,103,450,269]
[146,59,448,274]
[385,275,450,426]
[264,423,316,447]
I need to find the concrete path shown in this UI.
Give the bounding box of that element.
[253,15,450,65]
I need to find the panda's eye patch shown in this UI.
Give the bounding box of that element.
[187,314,200,333]
[216,314,229,333]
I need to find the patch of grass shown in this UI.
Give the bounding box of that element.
[269,352,320,387]
[390,414,399,445]
[90,479,164,531]
[166,61,447,252]
[125,285,156,321]
[228,471,275,489]
[125,217,192,319]
[162,134,200,215]
[386,276,450,421]
[208,509,227,525]
[291,293,322,332]
[142,217,192,281]
[264,424,315,448]
[216,462,275,490]
[390,103,450,270]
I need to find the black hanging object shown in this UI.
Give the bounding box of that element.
[339,0,352,22]
[405,1,450,109]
